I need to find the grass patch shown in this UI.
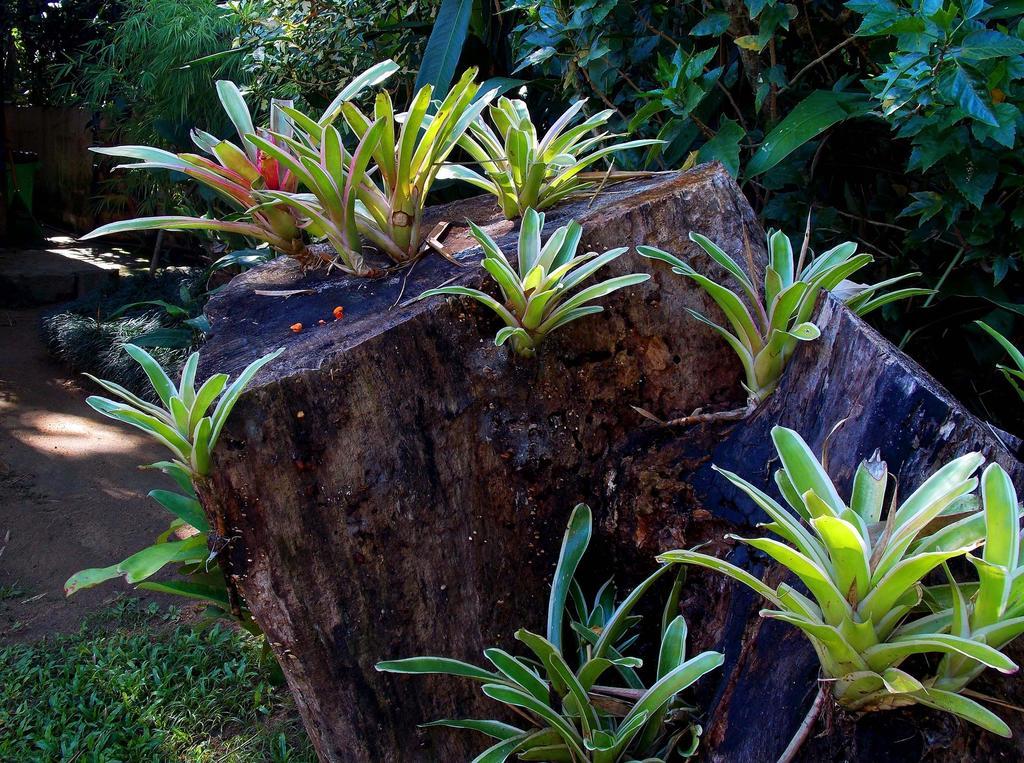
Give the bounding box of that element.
[0,599,314,762]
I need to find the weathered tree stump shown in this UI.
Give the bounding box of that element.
[199,165,1024,762]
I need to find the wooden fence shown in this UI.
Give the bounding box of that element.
[4,106,94,232]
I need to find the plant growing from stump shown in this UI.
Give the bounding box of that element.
[257,67,497,268]
[65,344,282,629]
[415,208,649,356]
[81,61,398,266]
[377,503,723,761]
[660,425,1022,748]
[638,230,928,416]
[440,97,662,219]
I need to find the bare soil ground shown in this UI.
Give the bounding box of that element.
[0,307,171,642]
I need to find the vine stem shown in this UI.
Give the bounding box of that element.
[777,684,827,763]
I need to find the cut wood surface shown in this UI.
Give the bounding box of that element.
[199,165,1024,762]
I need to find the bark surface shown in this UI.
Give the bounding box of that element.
[199,166,1024,762]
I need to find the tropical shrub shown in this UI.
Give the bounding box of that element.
[976,321,1024,404]
[416,208,649,356]
[225,0,435,104]
[377,503,723,761]
[639,229,928,405]
[65,345,282,628]
[660,425,1022,737]
[81,62,399,265]
[501,0,1024,421]
[441,97,662,218]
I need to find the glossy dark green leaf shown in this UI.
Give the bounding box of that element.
[415,0,473,97]
[745,91,872,177]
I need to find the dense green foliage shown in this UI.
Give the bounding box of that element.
[0,600,312,761]
[1,602,311,761]
[225,0,436,105]
[503,0,1024,426]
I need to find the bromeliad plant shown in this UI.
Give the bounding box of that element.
[441,97,662,219]
[251,117,388,275]
[254,68,497,271]
[65,344,282,626]
[80,61,399,266]
[976,321,1024,405]
[929,466,1024,695]
[377,503,723,762]
[639,230,928,408]
[415,209,650,357]
[660,425,1022,739]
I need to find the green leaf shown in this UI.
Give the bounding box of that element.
[981,464,1018,570]
[913,688,1011,737]
[137,576,231,608]
[547,504,591,655]
[149,490,209,532]
[658,615,688,679]
[209,348,285,447]
[593,564,674,659]
[129,328,196,349]
[538,274,650,333]
[958,29,1024,60]
[860,550,967,623]
[472,731,540,763]
[375,657,503,683]
[422,719,523,741]
[812,515,870,602]
[86,397,192,461]
[772,426,846,515]
[866,634,1017,673]
[64,564,121,595]
[415,0,474,98]
[215,80,257,161]
[745,91,872,177]
[619,651,724,730]
[484,649,549,703]
[319,60,400,126]
[417,285,519,328]
[692,11,731,36]
[189,373,229,434]
[948,66,998,126]
[658,549,783,607]
[123,344,177,408]
[118,535,207,584]
[480,684,587,758]
[697,117,745,176]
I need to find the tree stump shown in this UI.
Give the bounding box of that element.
[198,165,1024,762]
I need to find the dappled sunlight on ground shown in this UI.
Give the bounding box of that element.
[3,409,154,461]
[0,308,173,642]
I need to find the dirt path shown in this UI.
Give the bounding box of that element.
[0,307,171,642]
